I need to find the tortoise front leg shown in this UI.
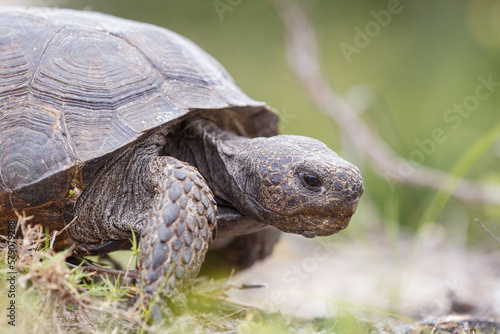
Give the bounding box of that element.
[138,156,217,308]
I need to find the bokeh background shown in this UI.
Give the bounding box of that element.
[2,0,500,320]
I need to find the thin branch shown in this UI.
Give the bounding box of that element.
[474,218,500,243]
[273,0,500,205]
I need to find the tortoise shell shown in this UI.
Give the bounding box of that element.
[0,7,278,233]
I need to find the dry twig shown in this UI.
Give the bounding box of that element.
[273,0,500,205]
[474,218,500,243]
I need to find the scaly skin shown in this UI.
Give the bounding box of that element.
[138,157,216,306]
[68,144,218,308]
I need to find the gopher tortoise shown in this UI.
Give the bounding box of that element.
[0,7,363,304]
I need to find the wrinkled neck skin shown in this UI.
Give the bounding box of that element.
[164,118,257,217]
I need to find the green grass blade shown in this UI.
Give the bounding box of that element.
[420,121,500,228]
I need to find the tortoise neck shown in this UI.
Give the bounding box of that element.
[164,118,252,210]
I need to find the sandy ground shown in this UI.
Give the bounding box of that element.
[228,226,500,321]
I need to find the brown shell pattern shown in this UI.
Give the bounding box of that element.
[0,7,274,212]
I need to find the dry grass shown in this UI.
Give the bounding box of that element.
[0,214,142,333]
[1,214,498,333]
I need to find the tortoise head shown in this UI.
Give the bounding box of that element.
[229,135,364,238]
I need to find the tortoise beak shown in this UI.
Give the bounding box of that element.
[299,189,362,238]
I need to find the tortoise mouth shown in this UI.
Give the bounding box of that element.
[255,205,357,238]
[282,195,360,217]
[242,195,359,238]
[291,209,355,238]
[277,197,360,237]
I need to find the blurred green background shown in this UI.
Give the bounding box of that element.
[24,0,500,244]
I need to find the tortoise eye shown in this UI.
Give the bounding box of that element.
[302,173,322,188]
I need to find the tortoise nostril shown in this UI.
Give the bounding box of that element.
[331,165,363,200]
[347,180,364,199]
[342,184,360,199]
[336,173,363,200]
